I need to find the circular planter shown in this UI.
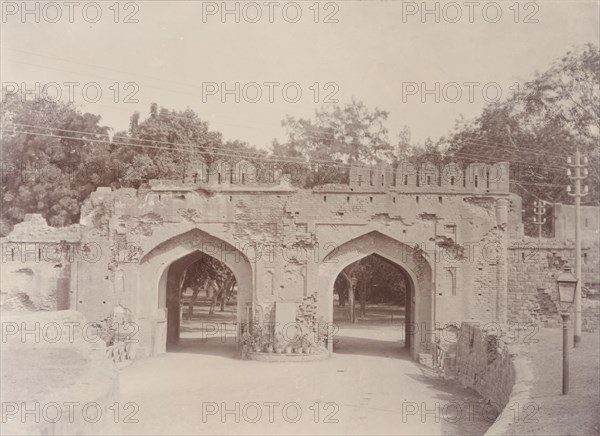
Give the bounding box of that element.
[246,350,329,362]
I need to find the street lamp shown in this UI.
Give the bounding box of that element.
[556,269,577,395]
[557,270,577,305]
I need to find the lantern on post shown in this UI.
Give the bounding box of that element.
[556,269,577,305]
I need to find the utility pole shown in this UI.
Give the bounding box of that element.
[533,200,547,238]
[567,148,589,348]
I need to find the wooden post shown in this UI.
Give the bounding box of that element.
[341,269,356,323]
[360,281,367,318]
[561,313,570,394]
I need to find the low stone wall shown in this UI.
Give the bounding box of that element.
[453,322,519,410]
[0,310,120,435]
[448,322,536,436]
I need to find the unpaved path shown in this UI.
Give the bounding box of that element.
[113,324,493,435]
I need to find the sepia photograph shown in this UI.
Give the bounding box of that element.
[0,1,599,435]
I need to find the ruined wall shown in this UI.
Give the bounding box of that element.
[1,161,512,359]
[507,238,600,332]
[0,215,80,311]
[453,322,517,410]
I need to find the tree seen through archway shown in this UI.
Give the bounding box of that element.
[334,254,408,323]
[179,254,236,320]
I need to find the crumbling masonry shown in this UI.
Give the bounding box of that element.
[2,160,598,359]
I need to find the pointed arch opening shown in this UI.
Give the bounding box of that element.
[137,228,253,357]
[317,231,433,359]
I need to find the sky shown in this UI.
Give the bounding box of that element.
[1,0,599,151]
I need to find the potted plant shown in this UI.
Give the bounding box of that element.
[299,324,314,354]
[274,332,285,354]
[285,341,293,354]
[295,323,316,354]
[316,319,330,353]
[239,329,252,357]
[305,333,318,354]
[293,340,303,354]
[265,341,274,353]
[247,324,263,353]
[252,335,262,353]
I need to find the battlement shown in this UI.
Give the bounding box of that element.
[179,158,510,194]
[349,161,509,194]
[182,159,279,186]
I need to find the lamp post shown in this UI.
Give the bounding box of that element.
[556,269,577,395]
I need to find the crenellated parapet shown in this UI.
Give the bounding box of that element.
[349,161,510,194]
[182,158,285,186]
[158,159,511,195]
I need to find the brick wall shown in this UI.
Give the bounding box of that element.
[0,214,80,311]
[453,322,517,410]
[507,239,600,332]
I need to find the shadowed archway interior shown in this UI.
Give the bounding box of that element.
[318,230,433,358]
[138,228,253,356]
[332,253,414,350]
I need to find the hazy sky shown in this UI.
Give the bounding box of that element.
[2,1,598,150]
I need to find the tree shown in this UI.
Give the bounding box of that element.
[113,104,268,186]
[180,254,236,318]
[273,99,394,187]
[112,105,224,184]
[339,255,408,322]
[0,99,271,236]
[1,93,110,234]
[443,44,599,235]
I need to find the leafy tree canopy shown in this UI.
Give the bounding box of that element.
[1,96,110,233]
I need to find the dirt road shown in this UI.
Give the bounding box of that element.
[113,324,492,435]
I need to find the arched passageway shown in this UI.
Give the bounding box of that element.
[318,231,433,358]
[332,253,414,352]
[162,251,239,352]
[137,228,253,357]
